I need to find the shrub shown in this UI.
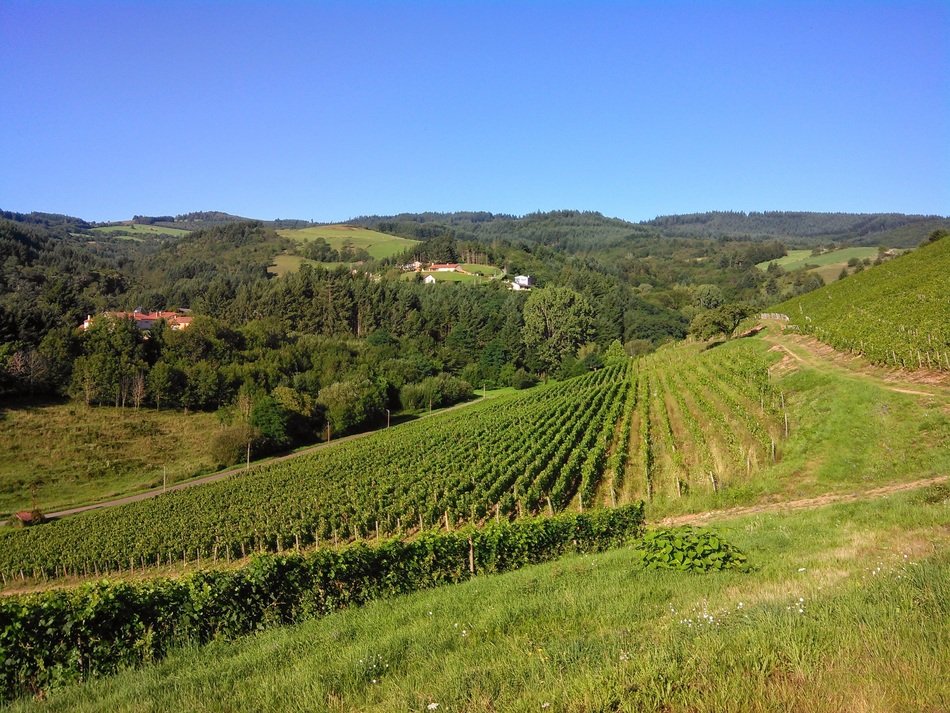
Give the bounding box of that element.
[209,425,256,467]
[631,526,751,572]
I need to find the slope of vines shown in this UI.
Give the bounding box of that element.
[0,340,785,583]
[777,237,950,370]
[0,366,632,580]
[609,340,783,504]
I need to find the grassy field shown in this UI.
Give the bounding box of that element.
[278,225,420,260]
[12,483,948,712]
[461,263,504,277]
[91,224,191,238]
[0,402,222,518]
[756,247,880,274]
[405,270,500,284]
[422,270,479,283]
[266,253,347,277]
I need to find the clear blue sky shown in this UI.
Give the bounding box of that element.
[1,1,947,223]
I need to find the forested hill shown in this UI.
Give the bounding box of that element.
[643,211,950,247]
[348,210,654,252]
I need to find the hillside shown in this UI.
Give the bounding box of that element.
[644,211,950,247]
[278,225,420,260]
[270,224,422,274]
[4,325,948,585]
[8,485,946,712]
[1,296,948,705]
[777,236,950,370]
[0,404,223,517]
[349,210,654,252]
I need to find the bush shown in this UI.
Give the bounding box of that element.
[631,526,751,572]
[399,374,473,410]
[511,369,538,390]
[209,425,256,467]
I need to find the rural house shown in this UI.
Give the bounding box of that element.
[82,309,193,332]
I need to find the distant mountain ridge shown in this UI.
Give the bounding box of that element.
[643,210,950,247]
[5,208,947,249]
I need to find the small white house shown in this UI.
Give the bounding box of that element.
[514,275,534,288]
[423,274,437,285]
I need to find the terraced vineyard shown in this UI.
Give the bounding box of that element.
[0,342,783,582]
[778,237,950,370]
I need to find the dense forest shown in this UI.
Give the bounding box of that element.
[642,210,950,247]
[1,207,937,461]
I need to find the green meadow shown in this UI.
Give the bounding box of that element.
[756,247,881,276]
[278,225,420,260]
[0,403,222,518]
[91,224,191,238]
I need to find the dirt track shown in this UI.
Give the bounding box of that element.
[658,475,949,527]
[761,322,949,391]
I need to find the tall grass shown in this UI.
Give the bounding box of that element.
[0,402,220,516]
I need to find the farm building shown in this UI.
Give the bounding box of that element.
[82,309,193,331]
[423,275,437,285]
[429,263,460,272]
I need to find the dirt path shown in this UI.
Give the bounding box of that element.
[42,396,487,521]
[657,475,949,527]
[760,321,949,395]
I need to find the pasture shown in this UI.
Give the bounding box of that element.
[756,247,881,275]
[91,224,191,238]
[278,225,420,260]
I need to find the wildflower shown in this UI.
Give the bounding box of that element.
[427,704,440,711]
[798,567,806,572]
[542,704,551,709]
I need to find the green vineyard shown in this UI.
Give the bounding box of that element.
[778,237,950,370]
[0,340,784,581]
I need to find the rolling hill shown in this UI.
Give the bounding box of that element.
[644,211,950,247]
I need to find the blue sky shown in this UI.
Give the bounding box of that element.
[1,1,947,222]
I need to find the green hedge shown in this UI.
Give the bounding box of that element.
[0,504,643,702]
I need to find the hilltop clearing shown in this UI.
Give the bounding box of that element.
[278,225,420,260]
